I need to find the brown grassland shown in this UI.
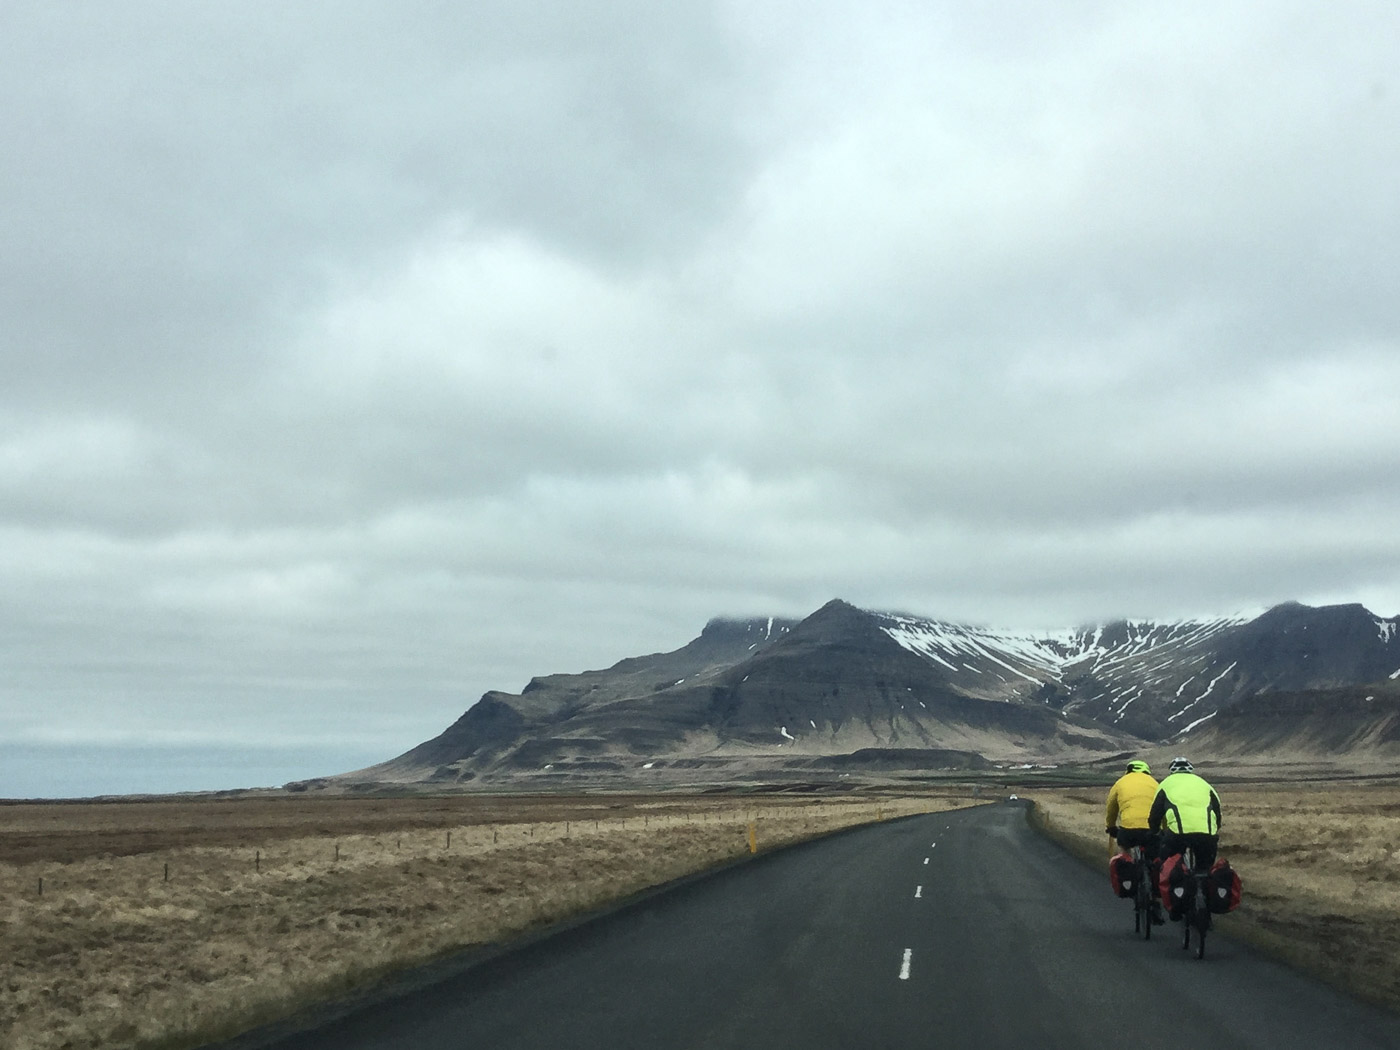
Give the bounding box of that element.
[1028,779,1400,1012]
[5,781,1398,1050]
[0,791,976,1050]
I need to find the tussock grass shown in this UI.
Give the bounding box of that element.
[1029,781,1400,1012]
[1,792,973,1050]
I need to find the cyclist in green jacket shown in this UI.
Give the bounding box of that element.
[1148,757,1222,869]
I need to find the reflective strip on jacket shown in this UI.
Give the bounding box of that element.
[1149,772,1222,835]
[1104,770,1159,830]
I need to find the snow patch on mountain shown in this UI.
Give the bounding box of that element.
[1169,662,1238,722]
[877,615,1067,683]
[876,611,1248,687]
[1178,711,1218,735]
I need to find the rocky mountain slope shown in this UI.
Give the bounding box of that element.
[330,599,1400,788]
[1052,602,1400,739]
[876,602,1400,739]
[1168,679,1400,764]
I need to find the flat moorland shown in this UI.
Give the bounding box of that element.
[0,793,709,864]
[1029,779,1400,1012]
[0,791,976,1050]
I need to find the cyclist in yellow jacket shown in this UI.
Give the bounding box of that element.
[1105,758,1159,854]
[1148,757,1222,870]
[1106,758,1164,923]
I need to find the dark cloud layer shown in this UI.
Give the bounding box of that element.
[2,2,1398,795]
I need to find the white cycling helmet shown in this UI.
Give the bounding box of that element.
[1168,756,1194,773]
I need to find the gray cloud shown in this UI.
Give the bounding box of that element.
[1,0,753,408]
[3,1,1399,794]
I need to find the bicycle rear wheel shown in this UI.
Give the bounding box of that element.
[1128,848,1147,937]
[1137,860,1153,941]
[1179,848,1195,952]
[1193,885,1210,959]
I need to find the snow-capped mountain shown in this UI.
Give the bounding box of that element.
[874,601,1400,740]
[322,599,1400,788]
[874,611,1254,738]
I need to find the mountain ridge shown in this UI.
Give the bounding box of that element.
[322,599,1400,788]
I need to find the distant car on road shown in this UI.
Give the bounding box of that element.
[1008,794,1019,801]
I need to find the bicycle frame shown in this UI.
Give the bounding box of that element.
[1179,847,1212,959]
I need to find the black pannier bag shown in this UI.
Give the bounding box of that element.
[1109,852,1136,897]
[1158,852,1189,916]
[1207,859,1242,913]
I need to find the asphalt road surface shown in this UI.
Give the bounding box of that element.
[223,801,1400,1050]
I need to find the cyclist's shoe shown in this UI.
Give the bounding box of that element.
[1168,911,1182,923]
[1151,901,1166,925]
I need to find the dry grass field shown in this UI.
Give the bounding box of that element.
[0,791,976,1050]
[1029,779,1400,1011]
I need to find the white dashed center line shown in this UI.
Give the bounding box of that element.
[915,885,922,899]
[899,948,913,980]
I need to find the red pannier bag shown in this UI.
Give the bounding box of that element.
[1207,858,1242,913]
[1158,852,1188,916]
[1109,852,1135,898]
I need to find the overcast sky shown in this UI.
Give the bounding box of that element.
[3,1,1398,797]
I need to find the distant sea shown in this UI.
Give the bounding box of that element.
[0,742,388,799]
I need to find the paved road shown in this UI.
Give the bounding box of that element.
[223,801,1400,1050]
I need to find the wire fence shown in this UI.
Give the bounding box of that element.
[7,797,959,897]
